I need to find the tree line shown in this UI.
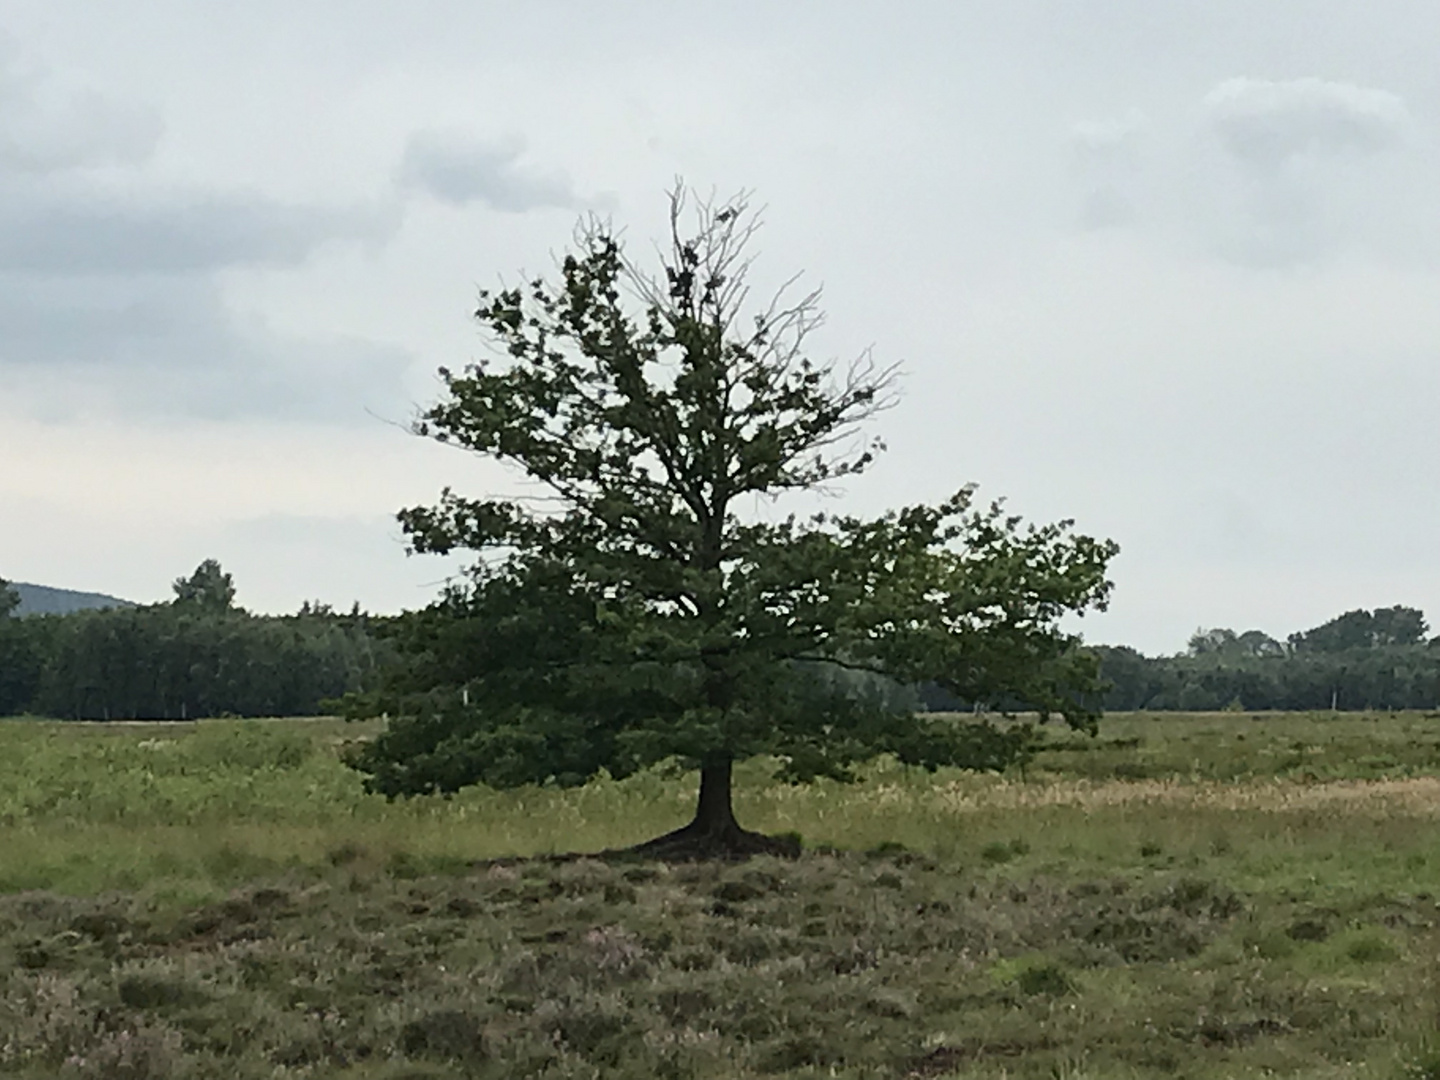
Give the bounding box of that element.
[1093,605,1440,712]
[0,561,387,720]
[6,566,1435,721]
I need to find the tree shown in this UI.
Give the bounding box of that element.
[172,559,237,615]
[1371,605,1428,647]
[0,578,38,716]
[1187,627,1238,657]
[0,578,18,620]
[347,187,1119,856]
[1187,627,1284,660]
[1235,630,1286,658]
[1290,606,1429,654]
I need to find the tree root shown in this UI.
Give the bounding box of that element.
[619,820,802,862]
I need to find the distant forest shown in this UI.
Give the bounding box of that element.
[0,562,387,720]
[1092,605,1440,712]
[2,566,1437,718]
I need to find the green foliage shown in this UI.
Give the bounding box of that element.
[171,558,237,614]
[1187,627,1285,658]
[26,605,383,720]
[0,613,48,716]
[1292,605,1429,652]
[348,188,1117,807]
[1097,606,1440,712]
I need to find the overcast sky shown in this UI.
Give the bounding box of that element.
[2,1,1437,654]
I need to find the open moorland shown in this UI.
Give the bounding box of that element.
[4,712,1440,1079]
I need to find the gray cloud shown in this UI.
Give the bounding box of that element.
[0,39,414,422]
[1205,77,1409,171]
[0,38,161,172]
[0,275,413,422]
[0,184,397,274]
[0,178,408,420]
[399,130,578,211]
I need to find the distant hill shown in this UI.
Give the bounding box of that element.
[9,582,137,616]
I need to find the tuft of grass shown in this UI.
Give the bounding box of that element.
[1339,926,1403,964]
[981,838,1031,864]
[1014,961,1075,997]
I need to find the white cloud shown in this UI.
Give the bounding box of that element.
[1069,110,1147,229]
[1070,110,1147,157]
[1065,79,1435,268]
[1205,77,1409,170]
[0,176,409,421]
[1196,78,1430,267]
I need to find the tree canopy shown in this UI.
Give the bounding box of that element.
[173,558,238,614]
[1289,606,1428,653]
[346,188,1119,855]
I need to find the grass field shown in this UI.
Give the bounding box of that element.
[3,711,1440,1078]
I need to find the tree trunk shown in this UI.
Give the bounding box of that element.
[625,757,799,860]
[692,760,739,838]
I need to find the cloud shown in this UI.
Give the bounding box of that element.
[1205,77,1409,170]
[1068,79,1433,268]
[1069,110,1146,229]
[399,130,578,211]
[0,39,416,423]
[0,274,414,422]
[0,175,406,420]
[0,40,605,430]
[0,184,396,274]
[0,39,162,172]
[1071,110,1147,158]
[1195,77,1429,267]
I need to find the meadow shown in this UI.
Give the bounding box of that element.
[3,711,1440,1078]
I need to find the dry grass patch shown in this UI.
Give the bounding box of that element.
[923,775,1440,815]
